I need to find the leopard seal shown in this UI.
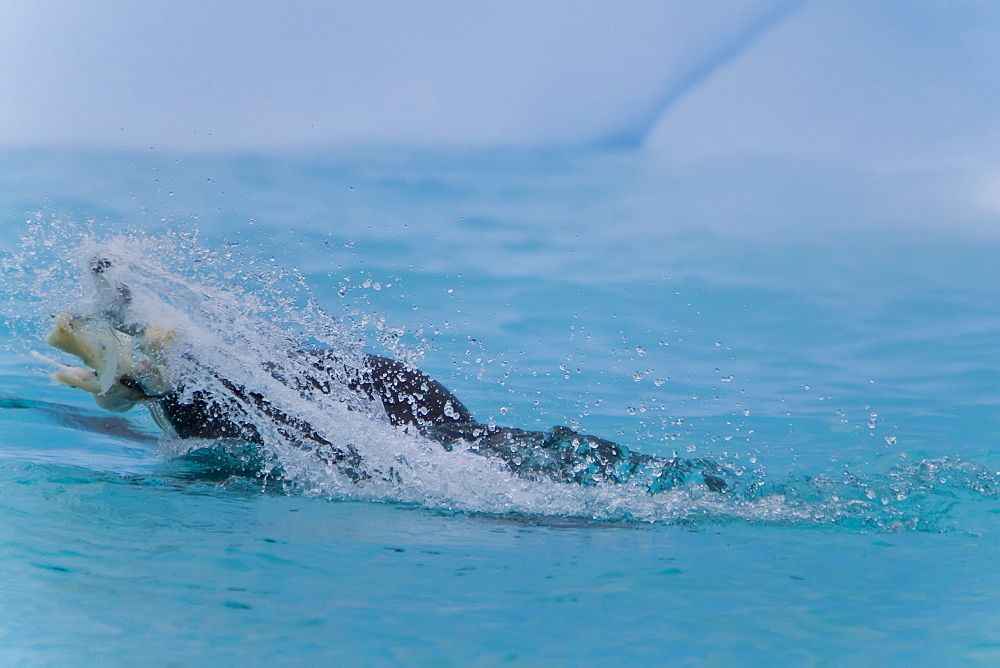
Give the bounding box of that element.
[44,256,731,492]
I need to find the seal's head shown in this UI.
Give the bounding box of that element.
[89,256,143,336]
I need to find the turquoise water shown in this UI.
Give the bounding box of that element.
[1,149,998,663]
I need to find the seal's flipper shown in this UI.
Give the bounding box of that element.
[46,314,107,371]
[49,364,145,412]
[52,366,102,394]
[46,312,134,392]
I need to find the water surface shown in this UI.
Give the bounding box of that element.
[1,149,997,663]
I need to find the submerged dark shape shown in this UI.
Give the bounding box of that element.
[0,395,159,444]
[52,255,734,493]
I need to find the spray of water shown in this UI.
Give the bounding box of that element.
[3,218,997,529]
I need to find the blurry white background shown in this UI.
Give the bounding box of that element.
[1,0,998,231]
[0,0,798,150]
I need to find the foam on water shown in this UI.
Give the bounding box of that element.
[4,219,998,530]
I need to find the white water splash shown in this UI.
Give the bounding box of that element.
[5,219,998,529]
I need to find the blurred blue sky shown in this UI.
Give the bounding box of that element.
[1,0,998,229]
